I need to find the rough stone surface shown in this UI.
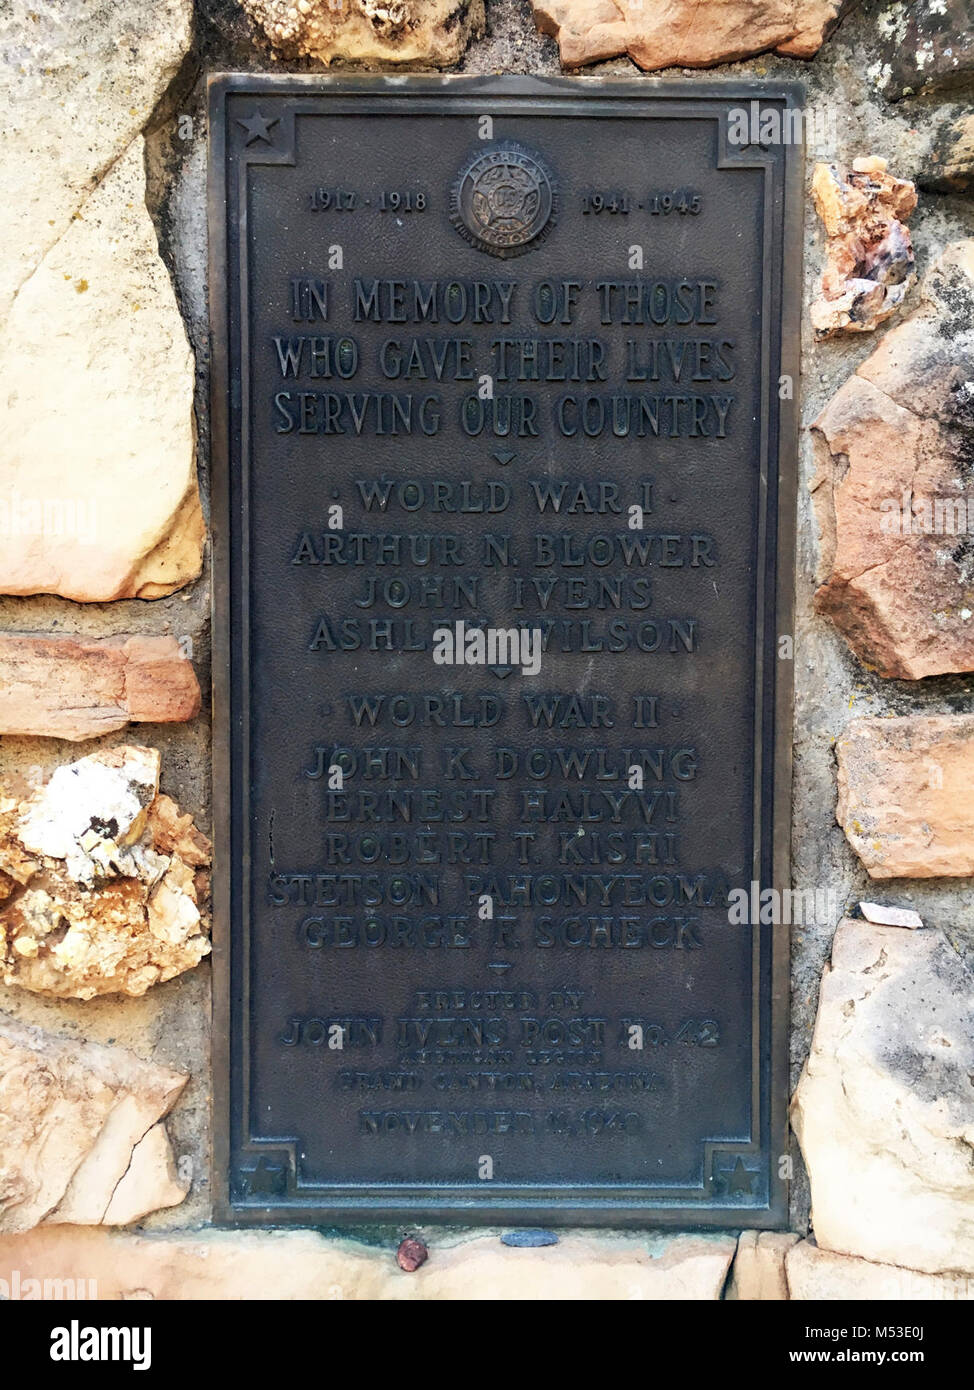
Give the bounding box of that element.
[0,0,194,324]
[787,1240,974,1300]
[0,137,203,601]
[877,0,974,100]
[791,919,974,1276]
[0,0,202,601]
[0,1226,736,1299]
[0,1013,188,1233]
[725,1230,799,1300]
[411,1231,736,1299]
[0,746,211,999]
[918,112,974,194]
[809,158,916,338]
[0,634,200,741]
[101,1124,190,1227]
[241,0,486,67]
[811,242,974,679]
[529,0,854,71]
[836,717,974,879]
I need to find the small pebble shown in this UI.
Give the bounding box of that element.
[396,1236,428,1272]
[859,901,923,930]
[500,1229,558,1248]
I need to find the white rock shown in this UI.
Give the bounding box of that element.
[858,902,924,929]
[0,0,193,324]
[791,918,974,1275]
[0,1014,187,1233]
[0,137,203,600]
[102,1124,189,1227]
[17,746,162,887]
[0,746,211,1000]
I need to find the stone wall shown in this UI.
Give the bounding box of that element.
[1,0,973,1299]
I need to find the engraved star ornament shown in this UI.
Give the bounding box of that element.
[237,108,279,146]
[723,1157,758,1197]
[238,1155,286,1196]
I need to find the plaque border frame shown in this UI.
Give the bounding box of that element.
[209,73,801,1228]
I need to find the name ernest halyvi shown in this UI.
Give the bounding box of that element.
[432,622,541,676]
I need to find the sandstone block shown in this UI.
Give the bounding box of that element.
[918,112,974,194]
[0,634,200,741]
[791,918,974,1275]
[0,1226,737,1300]
[725,1230,799,1300]
[788,1241,974,1299]
[836,716,974,878]
[0,138,203,600]
[404,1231,736,1300]
[877,0,974,100]
[0,1014,188,1233]
[0,0,193,323]
[812,242,974,679]
[530,0,853,71]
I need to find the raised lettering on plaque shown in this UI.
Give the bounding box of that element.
[209,75,800,1225]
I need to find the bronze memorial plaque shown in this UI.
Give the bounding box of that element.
[209,75,800,1225]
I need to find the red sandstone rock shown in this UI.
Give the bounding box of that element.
[836,716,974,878]
[531,0,854,71]
[812,240,974,679]
[0,633,200,741]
